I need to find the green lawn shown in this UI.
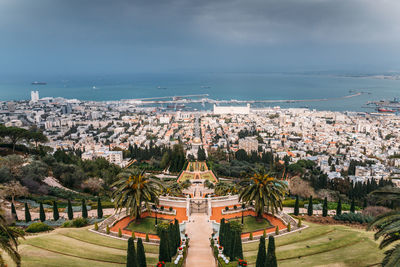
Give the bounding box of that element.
[200,171,217,182]
[242,222,384,267]
[4,226,159,267]
[178,172,195,182]
[126,217,170,234]
[228,216,272,233]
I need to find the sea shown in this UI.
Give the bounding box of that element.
[0,72,399,112]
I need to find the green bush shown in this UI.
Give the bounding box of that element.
[94,222,99,231]
[72,217,89,228]
[26,222,53,233]
[333,213,373,224]
[106,225,110,234]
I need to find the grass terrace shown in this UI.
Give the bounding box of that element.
[227,216,272,233]
[242,222,384,267]
[199,172,217,182]
[4,226,159,267]
[126,217,170,235]
[178,172,195,183]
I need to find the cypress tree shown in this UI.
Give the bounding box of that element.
[294,195,299,216]
[350,198,355,213]
[223,223,231,257]
[39,202,46,222]
[307,195,313,216]
[81,199,88,218]
[233,230,243,260]
[67,199,74,220]
[322,197,328,217]
[25,202,31,222]
[336,197,342,216]
[159,229,171,262]
[266,235,277,267]
[168,223,175,257]
[219,218,225,246]
[255,236,266,267]
[127,237,138,267]
[174,219,181,249]
[11,202,18,221]
[137,238,147,267]
[363,198,368,209]
[53,201,59,221]
[97,198,103,219]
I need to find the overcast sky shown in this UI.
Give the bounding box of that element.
[1,0,400,75]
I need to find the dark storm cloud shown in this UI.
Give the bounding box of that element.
[0,0,399,74]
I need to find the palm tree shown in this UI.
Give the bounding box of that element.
[0,208,24,266]
[367,188,400,267]
[163,181,183,197]
[111,169,163,220]
[214,182,239,196]
[239,171,287,218]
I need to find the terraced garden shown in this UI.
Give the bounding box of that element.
[126,217,170,234]
[4,226,159,267]
[243,222,384,267]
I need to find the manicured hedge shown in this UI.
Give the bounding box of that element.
[333,213,373,224]
[26,222,53,233]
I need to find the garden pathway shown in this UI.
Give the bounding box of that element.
[185,213,216,267]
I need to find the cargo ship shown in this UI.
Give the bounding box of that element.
[31,81,47,85]
[377,108,396,113]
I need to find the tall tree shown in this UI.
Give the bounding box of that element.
[67,199,74,220]
[53,201,59,221]
[266,235,277,267]
[136,238,147,267]
[322,197,328,217]
[39,203,46,222]
[126,237,138,267]
[219,218,225,246]
[174,219,181,249]
[294,195,299,216]
[81,199,88,218]
[11,202,18,221]
[168,223,176,257]
[158,229,171,262]
[336,197,342,216]
[239,171,287,218]
[97,198,103,219]
[112,169,163,220]
[255,236,266,267]
[24,203,31,222]
[307,195,313,216]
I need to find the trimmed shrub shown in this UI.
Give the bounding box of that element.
[249,232,253,240]
[132,231,136,240]
[275,226,279,235]
[233,205,238,210]
[26,222,53,233]
[225,206,229,211]
[287,223,291,232]
[106,225,110,234]
[118,228,122,238]
[333,213,373,224]
[297,218,302,227]
[263,229,266,237]
[72,217,88,228]
[169,207,173,212]
[160,206,164,211]
[145,233,149,242]
[94,222,99,231]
